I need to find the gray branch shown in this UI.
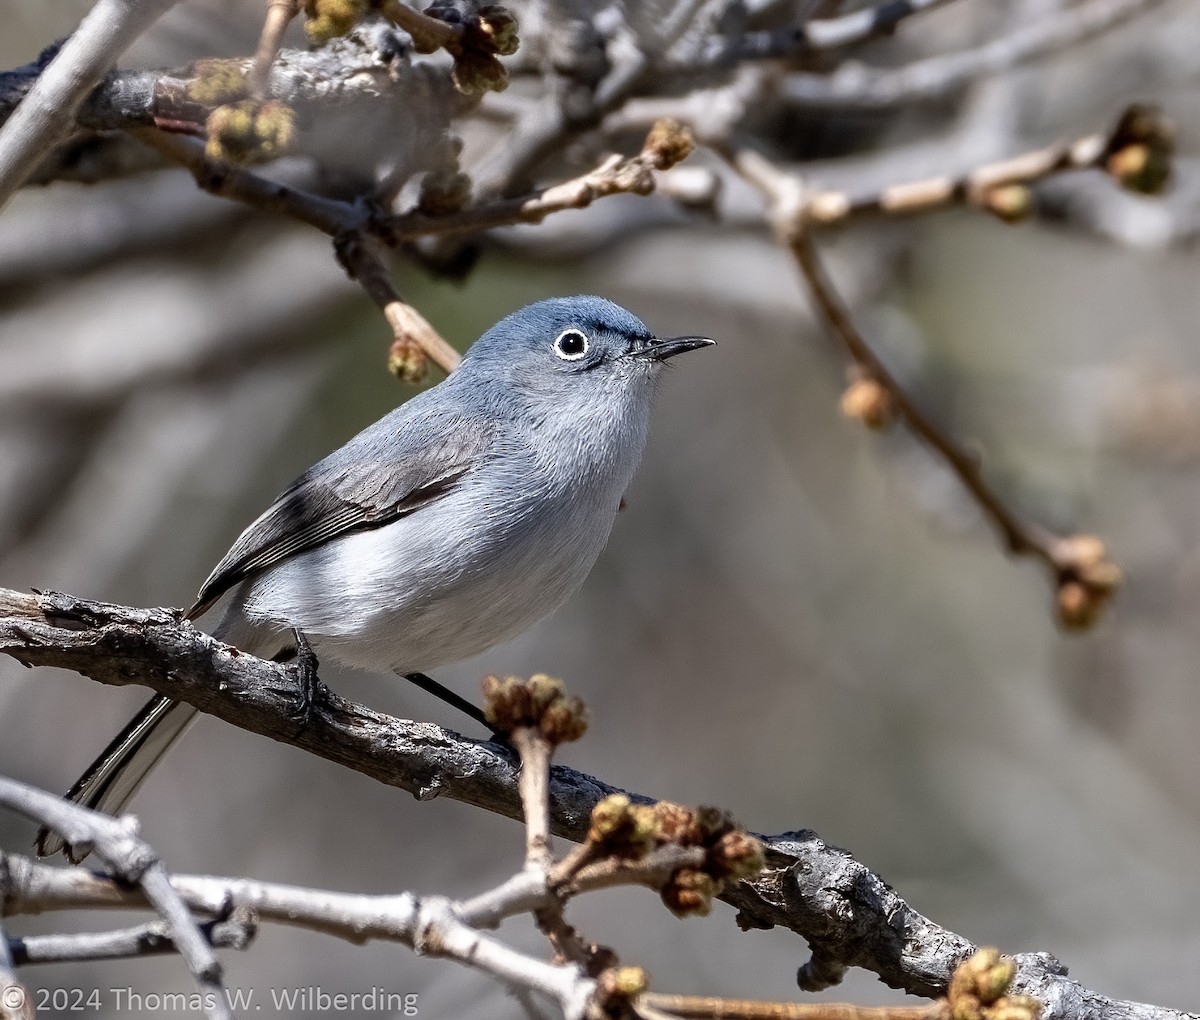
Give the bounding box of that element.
[0,585,1193,1020]
[0,776,230,1020]
[778,0,1165,110]
[0,23,440,135]
[0,913,22,1020]
[0,842,597,1020]
[0,0,180,209]
[9,916,255,966]
[700,0,962,64]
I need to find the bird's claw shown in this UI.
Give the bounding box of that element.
[287,630,328,725]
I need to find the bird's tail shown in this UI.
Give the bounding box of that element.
[35,695,199,861]
[36,591,285,860]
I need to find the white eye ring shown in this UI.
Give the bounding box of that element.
[553,328,590,361]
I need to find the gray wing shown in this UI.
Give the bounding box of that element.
[188,408,494,618]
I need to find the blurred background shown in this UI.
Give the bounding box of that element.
[3,0,1200,1016]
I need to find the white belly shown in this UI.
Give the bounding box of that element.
[212,476,623,674]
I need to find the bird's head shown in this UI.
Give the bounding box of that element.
[459,296,714,409]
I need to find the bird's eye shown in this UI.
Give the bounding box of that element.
[553,328,589,361]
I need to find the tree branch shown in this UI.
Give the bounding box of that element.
[9,915,254,966]
[803,126,1111,225]
[0,585,1191,1020]
[0,0,179,210]
[0,22,422,136]
[701,0,962,64]
[333,234,463,378]
[777,0,1164,110]
[248,0,301,100]
[0,913,27,1020]
[124,122,688,376]
[0,843,598,1020]
[0,777,230,1020]
[719,140,1125,630]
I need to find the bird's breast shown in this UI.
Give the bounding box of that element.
[231,454,627,674]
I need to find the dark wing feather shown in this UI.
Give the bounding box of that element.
[188,411,494,618]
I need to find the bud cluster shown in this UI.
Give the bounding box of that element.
[585,796,766,918]
[387,337,430,384]
[1053,534,1122,631]
[1103,104,1174,196]
[187,59,249,106]
[482,674,588,746]
[593,965,649,1018]
[981,183,1032,224]
[304,0,370,43]
[205,100,296,165]
[423,3,520,95]
[641,119,695,172]
[948,948,1040,1020]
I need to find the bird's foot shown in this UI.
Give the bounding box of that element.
[286,629,329,725]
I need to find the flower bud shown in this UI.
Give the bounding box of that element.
[303,0,369,43]
[387,337,429,385]
[839,377,894,430]
[660,868,716,917]
[642,119,694,172]
[205,100,295,165]
[188,60,248,105]
[982,184,1032,224]
[476,5,519,56]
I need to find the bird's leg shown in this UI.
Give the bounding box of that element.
[277,629,327,724]
[401,672,503,738]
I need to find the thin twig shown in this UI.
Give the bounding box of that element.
[566,845,706,895]
[454,841,707,927]
[778,0,1164,110]
[334,235,462,375]
[10,915,255,965]
[722,141,1122,623]
[248,0,301,99]
[385,151,662,240]
[702,0,962,64]
[804,129,1110,225]
[511,728,554,870]
[128,127,360,234]
[789,230,1058,566]
[375,0,461,53]
[639,994,949,1020]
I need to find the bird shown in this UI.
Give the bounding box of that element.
[37,295,713,858]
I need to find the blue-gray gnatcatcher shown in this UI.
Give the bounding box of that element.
[38,295,712,857]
